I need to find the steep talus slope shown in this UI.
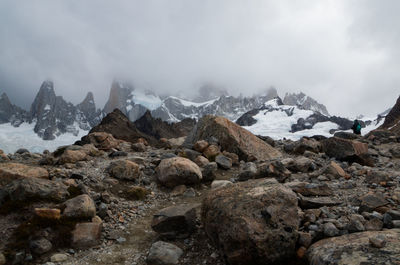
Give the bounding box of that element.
[378,95,400,134]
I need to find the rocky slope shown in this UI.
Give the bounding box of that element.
[378,95,400,134]
[0,113,399,264]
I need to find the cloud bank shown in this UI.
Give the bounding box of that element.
[0,0,399,117]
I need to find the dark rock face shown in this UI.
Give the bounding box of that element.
[29,81,102,140]
[134,111,194,140]
[103,81,132,115]
[88,109,155,144]
[0,93,28,126]
[76,92,103,130]
[379,95,400,135]
[202,178,299,265]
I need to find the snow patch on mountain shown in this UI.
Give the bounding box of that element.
[0,123,87,154]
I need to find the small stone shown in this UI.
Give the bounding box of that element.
[193,140,209,153]
[323,222,339,237]
[0,253,5,265]
[62,194,96,219]
[298,232,312,248]
[171,185,187,196]
[147,241,183,265]
[296,246,307,259]
[215,155,232,170]
[203,145,220,161]
[183,188,196,198]
[211,180,233,189]
[202,162,218,182]
[393,220,400,228]
[369,235,386,248]
[50,253,68,263]
[30,238,52,255]
[194,156,209,167]
[34,208,61,220]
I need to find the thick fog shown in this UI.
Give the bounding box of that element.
[0,0,399,117]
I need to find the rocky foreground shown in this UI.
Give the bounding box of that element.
[0,112,399,265]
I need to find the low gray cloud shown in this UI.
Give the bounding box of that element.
[0,0,399,117]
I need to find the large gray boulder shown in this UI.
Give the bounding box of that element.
[202,178,299,264]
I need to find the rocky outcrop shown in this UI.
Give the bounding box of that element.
[307,229,400,265]
[185,115,281,161]
[0,162,49,185]
[134,111,194,140]
[378,95,400,135]
[87,109,155,145]
[29,81,102,140]
[0,93,27,126]
[283,92,330,116]
[202,178,299,264]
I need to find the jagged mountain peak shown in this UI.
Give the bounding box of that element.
[283,92,330,116]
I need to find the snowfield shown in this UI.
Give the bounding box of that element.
[0,123,87,154]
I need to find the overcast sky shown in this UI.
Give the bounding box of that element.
[0,0,399,117]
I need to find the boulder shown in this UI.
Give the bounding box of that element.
[293,137,322,154]
[215,155,232,169]
[203,145,220,161]
[71,222,102,249]
[222,151,239,165]
[359,192,388,213]
[147,241,183,265]
[194,156,209,167]
[0,178,69,207]
[29,237,52,255]
[107,160,140,181]
[201,162,218,182]
[202,178,299,265]
[321,137,373,166]
[238,162,258,181]
[324,161,350,179]
[185,115,281,162]
[307,229,400,265]
[156,157,202,188]
[193,140,209,153]
[62,194,96,219]
[285,182,333,196]
[254,161,291,183]
[79,132,121,151]
[283,157,314,173]
[365,170,390,184]
[0,163,49,185]
[58,150,87,164]
[151,204,198,239]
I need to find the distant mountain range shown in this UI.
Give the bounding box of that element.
[0,80,388,140]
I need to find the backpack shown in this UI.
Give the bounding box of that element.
[356,124,361,134]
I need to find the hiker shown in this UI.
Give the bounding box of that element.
[351,119,361,135]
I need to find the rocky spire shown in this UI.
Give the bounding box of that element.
[103,81,133,114]
[0,92,15,123]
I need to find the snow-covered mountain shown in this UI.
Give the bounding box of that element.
[283,92,330,116]
[237,97,387,140]
[0,80,104,141]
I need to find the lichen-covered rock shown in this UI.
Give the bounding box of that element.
[58,150,87,164]
[307,229,400,265]
[156,157,202,188]
[202,178,299,265]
